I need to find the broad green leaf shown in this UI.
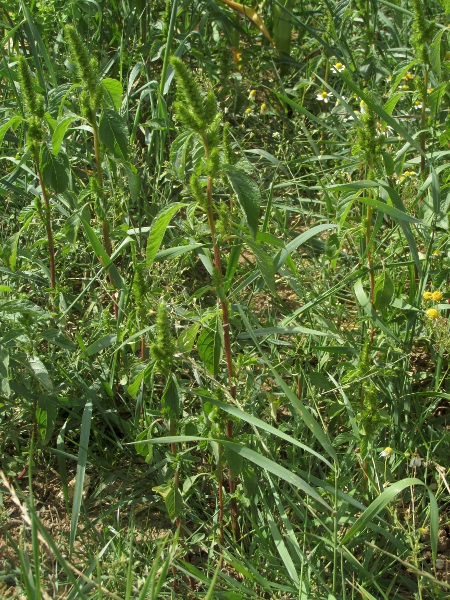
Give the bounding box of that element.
[197,316,223,377]
[101,78,123,110]
[0,299,50,319]
[340,478,427,544]
[85,334,117,356]
[161,373,181,419]
[373,271,395,310]
[52,115,77,155]
[246,238,276,294]
[224,164,260,238]
[27,355,53,391]
[146,203,187,268]
[41,144,69,193]
[177,322,201,353]
[99,109,128,159]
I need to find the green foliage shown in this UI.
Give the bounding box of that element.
[1,1,450,598]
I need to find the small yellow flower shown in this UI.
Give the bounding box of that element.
[422,291,433,301]
[380,447,393,457]
[387,75,392,82]
[248,89,256,101]
[418,527,427,536]
[432,249,442,256]
[426,308,439,319]
[245,107,252,115]
[431,291,443,302]
[427,87,434,94]
[331,62,345,73]
[403,72,414,81]
[260,103,267,115]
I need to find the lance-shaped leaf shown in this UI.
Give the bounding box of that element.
[224,164,260,238]
[99,109,128,159]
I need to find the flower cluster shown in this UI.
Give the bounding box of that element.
[423,289,444,320]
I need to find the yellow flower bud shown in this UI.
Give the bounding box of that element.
[426,308,439,319]
[260,103,267,115]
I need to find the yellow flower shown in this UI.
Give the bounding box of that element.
[260,103,267,115]
[431,291,443,302]
[331,62,345,73]
[432,249,442,256]
[426,308,439,319]
[422,291,433,301]
[248,89,256,101]
[245,107,252,115]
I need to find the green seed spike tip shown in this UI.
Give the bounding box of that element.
[65,25,98,93]
[170,57,205,124]
[17,56,38,117]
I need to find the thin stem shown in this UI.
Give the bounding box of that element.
[92,118,118,319]
[420,69,428,181]
[202,136,239,540]
[34,146,56,291]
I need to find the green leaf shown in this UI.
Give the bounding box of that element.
[197,316,223,377]
[357,196,423,224]
[0,115,23,146]
[373,271,395,310]
[354,278,400,342]
[101,78,123,110]
[340,478,427,545]
[155,243,204,262]
[146,203,187,268]
[99,109,128,159]
[0,346,10,398]
[85,334,117,356]
[27,355,53,392]
[80,216,124,289]
[141,436,332,510]
[122,161,140,203]
[224,165,260,238]
[41,144,69,193]
[36,397,57,445]
[246,238,276,294]
[52,115,77,156]
[41,328,77,351]
[70,399,93,554]
[177,322,201,353]
[237,305,338,462]
[161,373,181,420]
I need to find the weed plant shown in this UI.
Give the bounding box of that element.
[1,0,450,599]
